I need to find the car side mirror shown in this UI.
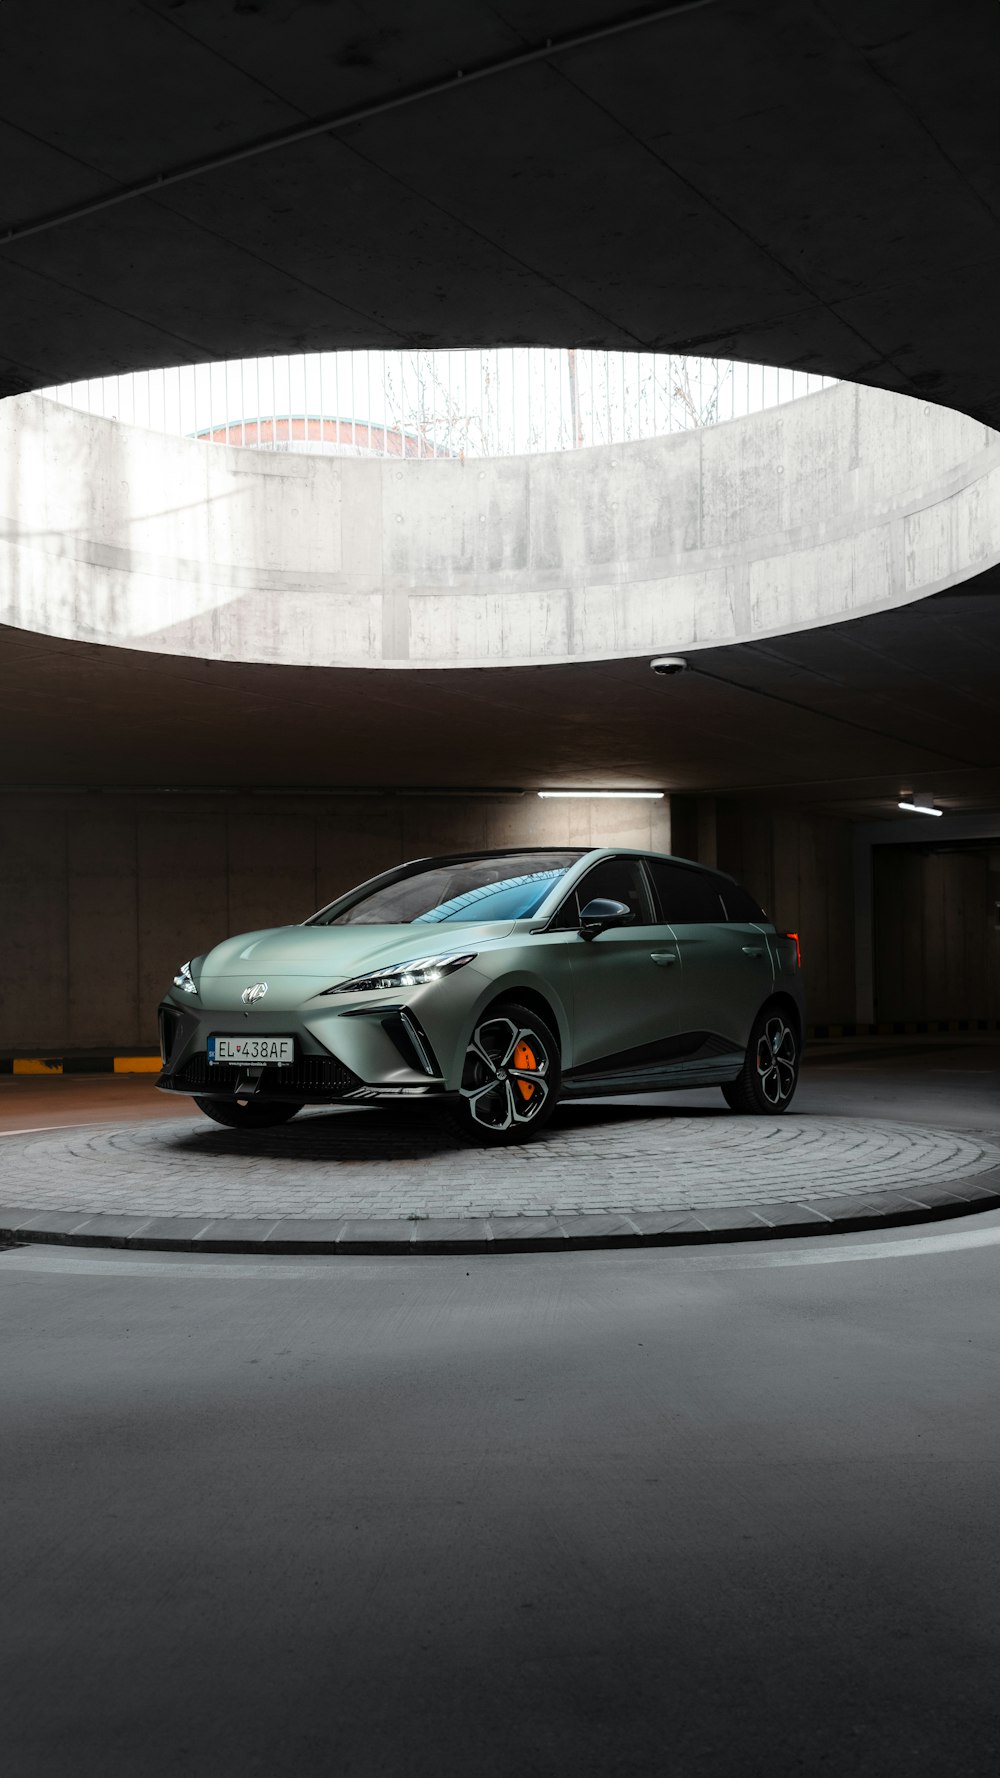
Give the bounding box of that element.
[578,897,632,941]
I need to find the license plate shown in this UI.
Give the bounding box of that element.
[208,1036,294,1065]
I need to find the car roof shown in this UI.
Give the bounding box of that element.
[399,846,737,885]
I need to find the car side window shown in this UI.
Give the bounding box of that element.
[549,858,655,931]
[645,859,726,924]
[717,878,768,922]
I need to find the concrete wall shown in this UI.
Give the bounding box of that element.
[19,787,1000,1045]
[873,847,1000,1023]
[0,790,670,1051]
[5,780,923,1047]
[3,383,998,669]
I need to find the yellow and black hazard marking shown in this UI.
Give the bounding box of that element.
[0,1054,161,1076]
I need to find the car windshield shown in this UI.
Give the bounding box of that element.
[310,852,585,926]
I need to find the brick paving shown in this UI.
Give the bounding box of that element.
[1,1104,999,1249]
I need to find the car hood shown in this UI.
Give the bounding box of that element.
[197,921,517,983]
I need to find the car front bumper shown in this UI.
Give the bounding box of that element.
[156,996,452,1103]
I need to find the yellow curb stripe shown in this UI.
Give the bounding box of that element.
[13,1058,63,1074]
[113,1056,161,1073]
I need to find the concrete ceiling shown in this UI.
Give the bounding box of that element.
[2,1,1000,424]
[3,0,999,826]
[4,580,999,818]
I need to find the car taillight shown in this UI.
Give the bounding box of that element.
[784,931,801,969]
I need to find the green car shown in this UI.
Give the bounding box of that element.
[157,847,805,1143]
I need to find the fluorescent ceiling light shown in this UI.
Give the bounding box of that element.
[538,790,664,800]
[898,799,942,817]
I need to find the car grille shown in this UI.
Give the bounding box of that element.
[176,1052,361,1097]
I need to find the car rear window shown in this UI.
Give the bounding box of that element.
[716,879,768,923]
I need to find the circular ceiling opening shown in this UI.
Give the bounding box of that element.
[37,347,835,461]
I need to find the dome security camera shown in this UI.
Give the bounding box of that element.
[649,655,688,677]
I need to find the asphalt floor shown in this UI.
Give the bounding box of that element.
[3,1042,999,1776]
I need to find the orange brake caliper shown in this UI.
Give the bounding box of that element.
[512,1039,538,1100]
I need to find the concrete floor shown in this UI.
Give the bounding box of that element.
[3,1042,1000,1777]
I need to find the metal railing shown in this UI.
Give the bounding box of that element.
[37,349,835,460]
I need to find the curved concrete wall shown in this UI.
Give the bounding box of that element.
[2,385,998,668]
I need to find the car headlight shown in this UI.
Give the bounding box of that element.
[173,960,198,996]
[322,952,477,994]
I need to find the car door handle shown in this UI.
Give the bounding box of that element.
[742,945,764,958]
[650,951,678,966]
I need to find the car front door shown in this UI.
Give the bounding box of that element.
[644,859,773,1051]
[551,857,687,1082]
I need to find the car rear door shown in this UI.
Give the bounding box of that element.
[645,859,773,1051]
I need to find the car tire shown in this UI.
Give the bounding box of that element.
[722,1003,800,1115]
[193,1096,304,1129]
[451,1000,561,1145]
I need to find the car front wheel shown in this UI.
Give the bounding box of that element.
[722,1005,800,1114]
[452,1002,560,1145]
[193,1096,304,1129]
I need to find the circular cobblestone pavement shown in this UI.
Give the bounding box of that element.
[2,1105,1000,1237]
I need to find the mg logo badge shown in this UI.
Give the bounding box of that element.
[242,982,269,1005]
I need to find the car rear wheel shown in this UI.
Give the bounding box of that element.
[722,1005,800,1115]
[452,1002,560,1145]
[193,1096,304,1129]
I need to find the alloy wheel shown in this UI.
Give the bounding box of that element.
[460,1015,551,1133]
[756,1016,798,1105]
